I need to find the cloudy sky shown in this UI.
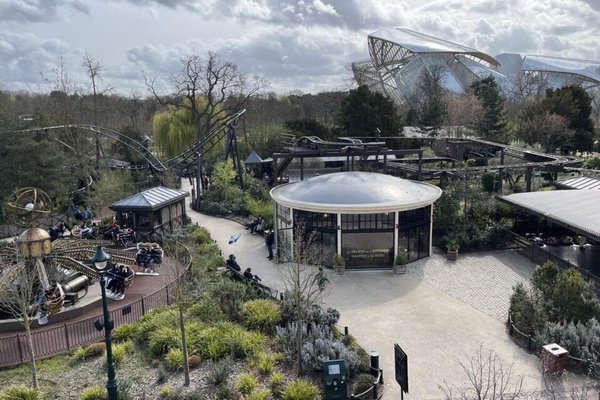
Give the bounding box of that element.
[0,0,599,96]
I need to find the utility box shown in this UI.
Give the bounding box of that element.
[542,343,568,376]
[323,360,347,400]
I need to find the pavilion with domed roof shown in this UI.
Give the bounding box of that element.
[270,171,442,269]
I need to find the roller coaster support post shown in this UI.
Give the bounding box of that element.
[196,152,202,210]
[224,124,244,190]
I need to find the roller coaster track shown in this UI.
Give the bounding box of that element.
[384,138,583,177]
[16,109,247,173]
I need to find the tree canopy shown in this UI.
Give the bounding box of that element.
[515,85,595,152]
[337,85,402,137]
[470,76,507,142]
[146,52,267,141]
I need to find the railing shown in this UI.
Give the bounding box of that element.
[510,232,600,290]
[0,244,192,368]
[0,283,174,367]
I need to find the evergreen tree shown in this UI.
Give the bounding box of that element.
[337,85,402,137]
[543,85,595,152]
[470,76,507,142]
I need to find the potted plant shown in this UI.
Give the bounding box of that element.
[446,239,460,260]
[393,251,408,275]
[333,254,345,275]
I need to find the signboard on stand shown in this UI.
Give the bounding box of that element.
[394,343,409,396]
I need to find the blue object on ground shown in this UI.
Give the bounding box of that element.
[229,233,241,244]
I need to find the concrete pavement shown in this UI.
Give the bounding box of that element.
[183,188,592,399]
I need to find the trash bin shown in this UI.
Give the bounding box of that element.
[541,343,568,376]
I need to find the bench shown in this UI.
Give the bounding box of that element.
[223,265,272,297]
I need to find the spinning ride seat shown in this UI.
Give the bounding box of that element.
[136,243,163,271]
[45,283,65,315]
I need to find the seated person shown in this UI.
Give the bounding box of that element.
[255,217,265,233]
[226,254,241,272]
[106,264,121,292]
[111,222,120,242]
[79,223,93,239]
[49,226,60,241]
[249,215,263,233]
[58,221,71,237]
[243,267,261,282]
[113,265,128,295]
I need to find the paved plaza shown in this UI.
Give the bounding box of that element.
[183,188,593,399]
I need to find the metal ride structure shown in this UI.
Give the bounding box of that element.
[14,109,247,216]
[17,109,247,180]
[0,188,137,325]
[272,134,583,193]
[270,135,425,185]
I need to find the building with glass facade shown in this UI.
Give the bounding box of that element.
[270,172,442,269]
[353,28,600,105]
[352,27,510,105]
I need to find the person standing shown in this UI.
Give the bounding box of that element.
[317,267,329,292]
[266,230,275,260]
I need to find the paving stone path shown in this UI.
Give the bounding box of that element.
[407,249,534,322]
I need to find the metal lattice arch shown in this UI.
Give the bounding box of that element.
[496,53,600,98]
[352,27,509,105]
[353,27,600,105]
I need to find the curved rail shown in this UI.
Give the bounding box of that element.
[15,109,247,173]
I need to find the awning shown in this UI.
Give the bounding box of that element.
[499,191,600,240]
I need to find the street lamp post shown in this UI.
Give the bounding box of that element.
[90,246,119,400]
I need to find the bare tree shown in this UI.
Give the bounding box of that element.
[516,111,573,153]
[161,239,205,387]
[444,94,486,137]
[0,249,44,389]
[82,53,112,169]
[278,227,330,376]
[42,52,78,125]
[439,345,523,400]
[416,65,447,136]
[146,51,269,142]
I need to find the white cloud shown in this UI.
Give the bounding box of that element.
[0,0,598,94]
[0,0,88,23]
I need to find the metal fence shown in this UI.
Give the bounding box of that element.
[0,283,175,367]
[510,233,600,290]
[0,239,194,368]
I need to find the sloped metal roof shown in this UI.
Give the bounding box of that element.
[554,176,600,190]
[369,27,499,66]
[500,191,600,239]
[522,55,600,84]
[110,186,189,211]
[244,151,263,164]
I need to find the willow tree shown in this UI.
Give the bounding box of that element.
[153,103,198,158]
[146,52,268,142]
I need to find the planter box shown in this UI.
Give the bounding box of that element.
[447,249,459,260]
[393,264,406,275]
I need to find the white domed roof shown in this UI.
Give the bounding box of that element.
[270,171,442,213]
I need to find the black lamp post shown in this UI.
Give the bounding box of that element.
[90,245,119,400]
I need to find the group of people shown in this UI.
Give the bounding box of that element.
[106,264,133,295]
[76,221,97,239]
[49,221,71,241]
[248,216,265,234]
[72,206,94,221]
[226,254,261,282]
